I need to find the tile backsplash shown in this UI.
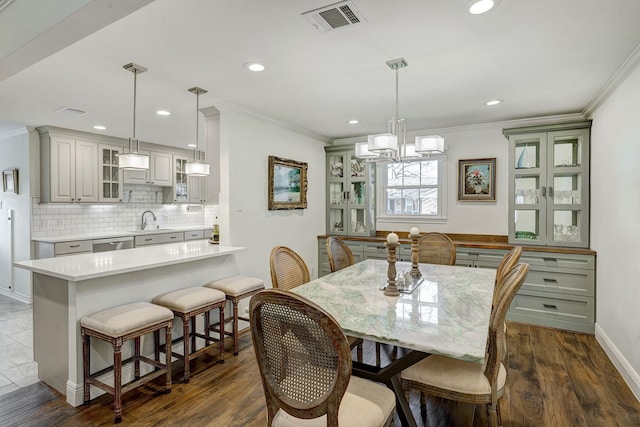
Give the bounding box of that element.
[32,184,218,237]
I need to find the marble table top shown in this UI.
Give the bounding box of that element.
[292,259,496,363]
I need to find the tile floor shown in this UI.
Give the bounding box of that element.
[0,294,39,396]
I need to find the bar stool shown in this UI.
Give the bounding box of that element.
[204,275,265,355]
[81,302,174,424]
[152,286,226,383]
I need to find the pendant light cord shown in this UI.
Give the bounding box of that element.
[195,89,199,162]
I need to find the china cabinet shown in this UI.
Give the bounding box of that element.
[99,144,123,202]
[503,121,591,248]
[325,146,376,236]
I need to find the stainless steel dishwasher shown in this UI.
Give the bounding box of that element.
[92,236,134,252]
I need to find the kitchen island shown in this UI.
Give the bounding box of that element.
[14,241,246,406]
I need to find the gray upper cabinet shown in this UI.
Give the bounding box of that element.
[504,121,591,248]
[325,146,376,236]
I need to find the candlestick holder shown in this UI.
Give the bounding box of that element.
[410,234,421,278]
[384,241,400,297]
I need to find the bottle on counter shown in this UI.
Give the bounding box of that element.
[211,217,220,243]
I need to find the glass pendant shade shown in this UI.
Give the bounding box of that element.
[118,151,149,170]
[355,142,377,158]
[368,133,398,154]
[185,160,210,176]
[415,135,445,153]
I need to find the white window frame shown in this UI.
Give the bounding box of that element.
[376,154,448,224]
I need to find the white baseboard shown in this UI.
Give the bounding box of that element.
[0,288,31,304]
[595,323,640,401]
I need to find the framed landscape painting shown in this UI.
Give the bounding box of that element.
[268,156,308,210]
[458,158,496,201]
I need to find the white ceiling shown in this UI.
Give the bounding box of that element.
[1,0,640,148]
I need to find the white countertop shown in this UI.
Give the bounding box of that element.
[32,226,214,243]
[15,241,245,281]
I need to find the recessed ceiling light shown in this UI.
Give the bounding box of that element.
[156,110,171,116]
[485,99,503,106]
[93,125,106,130]
[187,144,197,148]
[347,119,359,124]
[468,0,499,15]
[243,62,265,72]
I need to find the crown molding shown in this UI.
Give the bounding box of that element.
[212,101,332,143]
[331,113,586,145]
[0,126,29,141]
[583,43,640,117]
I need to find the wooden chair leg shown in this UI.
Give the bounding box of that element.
[375,342,381,366]
[190,316,196,352]
[82,332,90,404]
[113,341,123,424]
[164,326,172,393]
[487,403,499,427]
[356,341,363,363]
[232,298,239,356]
[182,314,191,383]
[204,311,211,347]
[219,305,225,362]
[154,330,160,368]
[134,337,141,380]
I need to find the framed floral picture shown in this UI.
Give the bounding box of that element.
[458,158,496,201]
[268,156,308,210]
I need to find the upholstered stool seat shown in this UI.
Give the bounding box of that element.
[204,275,265,355]
[81,302,174,423]
[153,287,226,383]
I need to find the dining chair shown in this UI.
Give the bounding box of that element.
[269,246,311,291]
[494,246,523,359]
[401,262,529,427]
[417,232,456,265]
[250,289,396,427]
[269,245,363,362]
[325,237,367,363]
[326,236,355,273]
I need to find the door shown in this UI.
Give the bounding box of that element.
[188,175,206,203]
[123,150,150,184]
[0,209,12,291]
[99,144,123,202]
[150,152,172,186]
[50,137,76,203]
[74,140,99,203]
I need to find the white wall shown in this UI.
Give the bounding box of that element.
[591,64,640,399]
[0,128,35,302]
[217,106,327,286]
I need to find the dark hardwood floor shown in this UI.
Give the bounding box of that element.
[1,322,639,426]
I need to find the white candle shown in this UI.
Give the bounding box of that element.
[386,232,399,244]
[409,227,420,237]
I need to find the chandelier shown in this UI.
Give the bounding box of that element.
[355,58,445,161]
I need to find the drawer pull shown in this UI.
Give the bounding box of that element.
[543,278,558,283]
[543,257,558,263]
[69,244,80,248]
[543,304,558,309]
[145,238,152,241]
[170,236,177,239]
[375,246,385,250]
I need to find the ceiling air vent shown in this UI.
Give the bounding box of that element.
[302,1,366,33]
[55,106,89,117]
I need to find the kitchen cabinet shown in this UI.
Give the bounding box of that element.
[165,155,189,202]
[188,176,207,203]
[317,238,364,277]
[134,231,184,246]
[35,240,93,258]
[99,144,123,202]
[325,146,376,236]
[503,121,591,248]
[40,135,99,203]
[123,151,173,187]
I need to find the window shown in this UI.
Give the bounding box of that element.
[377,156,447,221]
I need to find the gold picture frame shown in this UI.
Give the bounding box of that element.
[2,168,18,195]
[268,156,308,210]
[458,158,496,201]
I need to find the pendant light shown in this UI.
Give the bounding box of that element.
[185,86,210,176]
[118,63,150,170]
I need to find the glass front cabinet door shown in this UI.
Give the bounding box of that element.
[99,144,123,202]
[325,146,376,236]
[504,121,590,248]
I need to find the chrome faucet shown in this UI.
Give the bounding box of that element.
[141,210,157,230]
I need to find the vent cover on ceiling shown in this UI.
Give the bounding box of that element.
[302,1,366,33]
[55,106,89,117]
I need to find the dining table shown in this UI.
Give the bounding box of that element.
[291,258,497,427]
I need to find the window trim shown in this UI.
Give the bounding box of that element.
[376,154,448,223]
